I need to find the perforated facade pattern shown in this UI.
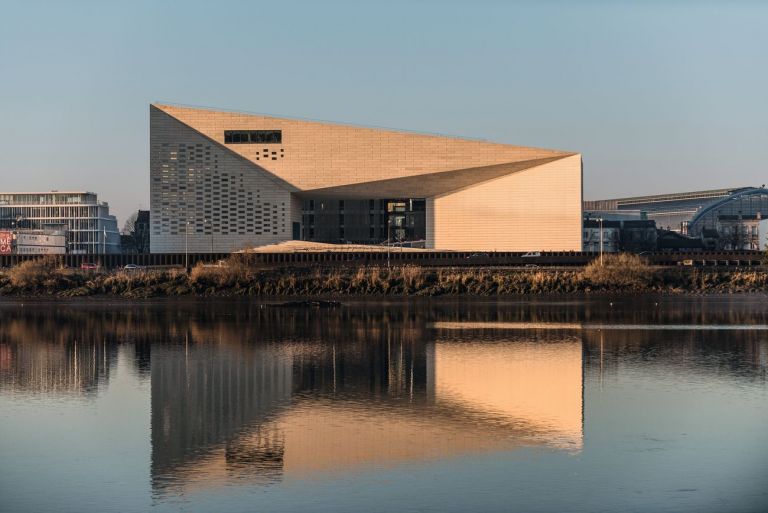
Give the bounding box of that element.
[150,104,582,252]
[151,108,294,253]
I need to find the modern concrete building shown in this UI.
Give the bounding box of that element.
[150,104,583,253]
[0,192,121,254]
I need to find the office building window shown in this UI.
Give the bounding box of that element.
[224,130,282,144]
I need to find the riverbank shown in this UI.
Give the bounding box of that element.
[1,254,767,298]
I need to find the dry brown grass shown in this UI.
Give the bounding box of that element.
[190,264,238,288]
[581,253,654,290]
[7,257,63,288]
[189,255,261,289]
[3,253,768,297]
[400,265,425,291]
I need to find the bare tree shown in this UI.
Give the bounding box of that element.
[122,211,139,235]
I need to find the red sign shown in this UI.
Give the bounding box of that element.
[0,232,12,254]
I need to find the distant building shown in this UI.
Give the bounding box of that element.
[150,103,583,253]
[685,188,768,250]
[656,230,705,251]
[583,220,620,253]
[583,218,657,253]
[587,186,768,250]
[582,209,646,222]
[135,210,150,253]
[13,229,68,254]
[0,192,121,254]
[122,210,151,254]
[585,188,742,232]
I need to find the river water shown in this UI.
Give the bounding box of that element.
[0,296,766,513]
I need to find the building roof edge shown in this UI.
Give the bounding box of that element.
[151,102,576,155]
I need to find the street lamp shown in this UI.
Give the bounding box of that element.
[185,220,190,270]
[204,218,213,254]
[598,217,604,266]
[386,215,391,269]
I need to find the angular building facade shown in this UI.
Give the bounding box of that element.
[150,104,582,253]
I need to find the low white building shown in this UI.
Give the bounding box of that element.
[15,230,67,254]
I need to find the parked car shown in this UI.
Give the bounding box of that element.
[202,260,229,269]
[80,262,99,270]
[123,264,142,270]
[521,251,542,258]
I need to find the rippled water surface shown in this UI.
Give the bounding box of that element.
[1,296,767,513]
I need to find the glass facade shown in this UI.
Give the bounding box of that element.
[302,198,426,245]
[0,192,121,254]
[686,189,768,250]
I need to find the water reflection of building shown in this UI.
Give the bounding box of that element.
[5,300,766,497]
[149,323,584,494]
[150,341,293,488]
[0,317,117,396]
[582,328,768,382]
[431,336,583,449]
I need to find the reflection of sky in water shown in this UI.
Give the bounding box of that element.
[0,298,767,513]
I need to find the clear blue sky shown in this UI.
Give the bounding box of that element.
[1,0,766,227]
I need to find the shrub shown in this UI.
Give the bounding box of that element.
[7,257,62,289]
[581,253,654,290]
[189,256,259,289]
[400,265,424,291]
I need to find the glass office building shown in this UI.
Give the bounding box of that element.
[0,192,121,254]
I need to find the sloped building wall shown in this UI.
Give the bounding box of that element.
[426,155,582,251]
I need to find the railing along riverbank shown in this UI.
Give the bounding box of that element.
[0,250,763,270]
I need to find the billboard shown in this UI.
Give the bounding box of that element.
[0,231,12,254]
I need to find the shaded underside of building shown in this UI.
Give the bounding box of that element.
[150,104,583,252]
